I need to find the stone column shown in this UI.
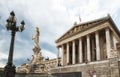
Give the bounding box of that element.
[61,45,64,65]
[113,36,117,50]
[95,31,100,60]
[57,47,59,59]
[106,28,111,58]
[72,40,75,64]
[87,35,91,62]
[79,38,82,63]
[66,43,69,65]
[56,47,59,66]
[117,43,120,57]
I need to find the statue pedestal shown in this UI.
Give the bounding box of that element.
[29,46,46,73]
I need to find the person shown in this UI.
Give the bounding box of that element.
[93,71,96,77]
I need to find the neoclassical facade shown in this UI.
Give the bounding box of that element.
[51,15,120,77]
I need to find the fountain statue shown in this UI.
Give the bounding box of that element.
[16,27,58,74]
[29,27,46,73]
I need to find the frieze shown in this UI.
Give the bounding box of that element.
[57,23,94,42]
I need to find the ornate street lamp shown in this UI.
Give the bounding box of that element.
[3,11,25,77]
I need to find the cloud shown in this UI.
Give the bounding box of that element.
[0,63,5,67]
[41,49,56,59]
[0,52,8,67]
[0,52,7,60]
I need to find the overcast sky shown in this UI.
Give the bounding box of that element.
[0,0,120,67]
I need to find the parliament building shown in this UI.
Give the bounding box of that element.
[50,15,120,77]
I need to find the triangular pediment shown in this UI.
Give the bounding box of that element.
[56,15,120,43]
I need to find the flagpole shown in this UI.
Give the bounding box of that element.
[79,14,81,22]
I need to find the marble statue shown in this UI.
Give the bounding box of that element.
[32,27,40,48]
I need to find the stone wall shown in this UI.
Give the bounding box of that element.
[50,59,119,77]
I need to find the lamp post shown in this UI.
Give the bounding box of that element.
[3,11,25,77]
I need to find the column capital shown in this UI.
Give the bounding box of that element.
[79,37,82,40]
[56,46,59,49]
[87,34,90,37]
[105,27,110,30]
[95,29,98,33]
[66,42,69,45]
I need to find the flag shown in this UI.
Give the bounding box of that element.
[79,15,81,22]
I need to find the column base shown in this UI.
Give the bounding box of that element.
[3,64,16,77]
